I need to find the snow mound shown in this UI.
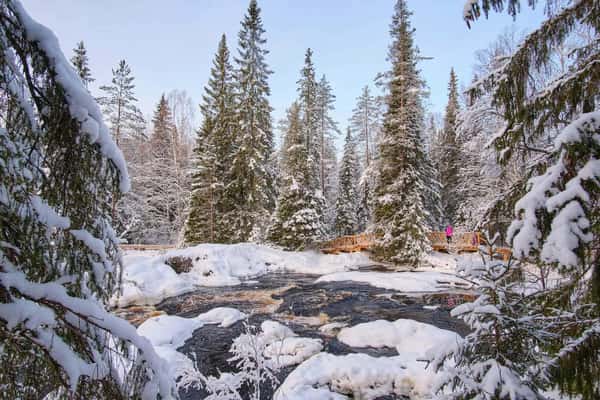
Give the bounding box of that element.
[316,270,471,293]
[274,353,422,400]
[116,243,372,307]
[337,319,461,359]
[258,320,323,368]
[424,251,459,270]
[276,319,461,399]
[137,307,247,379]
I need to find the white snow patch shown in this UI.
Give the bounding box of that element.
[258,320,323,369]
[423,251,458,271]
[337,319,461,359]
[316,271,471,293]
[275,353,426,400]
[276,319,461,399]
[318,322,348,336]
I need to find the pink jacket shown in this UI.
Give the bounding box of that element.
[445,225,453,237]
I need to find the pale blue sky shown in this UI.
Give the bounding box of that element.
[23,0,544,137]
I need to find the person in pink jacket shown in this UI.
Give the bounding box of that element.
[445,224,453,244]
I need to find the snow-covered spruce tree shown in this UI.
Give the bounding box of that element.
[267,103,327,250]
[70,40,94,88]
[351,85,383,231]
[135,94,188,244]
[297,48,321,193]
[464,1,600,398]
[507,113,600,399]
[351,85,380,171]
[436,68,462,225]
[334,128,360,236]
[431,235,546,400]
[184,34,237,245]
[228,0,276,242]
[316,75,340,210]
[421,142,444,231]
[422,114,444,230]
[0,1,174,397]
[372,0,429,266]
[98,59,145,147]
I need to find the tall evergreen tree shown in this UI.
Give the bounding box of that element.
[70,40,94,88]
[228,0,276,242]
[436,68,462,224]
[350,85,380,168]
[98,59,145,146]
[184,34,237,245]
[136,94,186,243]
[267,103,326,249]
[372,0,429,266]
[150,94,177,159]
[351,85,383,231]
[334,128,360,235]
[0,1,174,397]
[297,48,321,192]
[316,75,340,207]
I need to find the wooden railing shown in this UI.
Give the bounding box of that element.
[321,233,377,254]
[427,231,481,253]
[120,244,176,251]
[427,231,512,261]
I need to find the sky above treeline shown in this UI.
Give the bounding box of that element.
[24,0,544,138]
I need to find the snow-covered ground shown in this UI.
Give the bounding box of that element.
[316,270,471,293]
[115,243,372,307]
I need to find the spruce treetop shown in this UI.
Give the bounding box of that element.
[70,40,94,87]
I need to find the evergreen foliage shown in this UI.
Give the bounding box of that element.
[351,85,382,231]
[184,35,237,245]
[296,48,321,192]
[462,1,600,398]
[432,235,546,399]
[0,1,174,397]
[267,103,327,250]
[372,0,430,266]
[229,0,276,242]
[334,129,360,236]
[98,59,145,146]
[70,40,94,88]
[437,68,462,224]
[316,75,340,213]
[140,94,189,243]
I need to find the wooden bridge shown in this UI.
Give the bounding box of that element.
[120,244,176,251]
[320,233,377,254]
[320,231,512,262]
[427,231,512,262]
[427,231,481,253]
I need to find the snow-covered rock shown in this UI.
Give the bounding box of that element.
[337,318,461,359]
[276,319,462,399]
[274,352,425,400]
[259,321,323,368]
